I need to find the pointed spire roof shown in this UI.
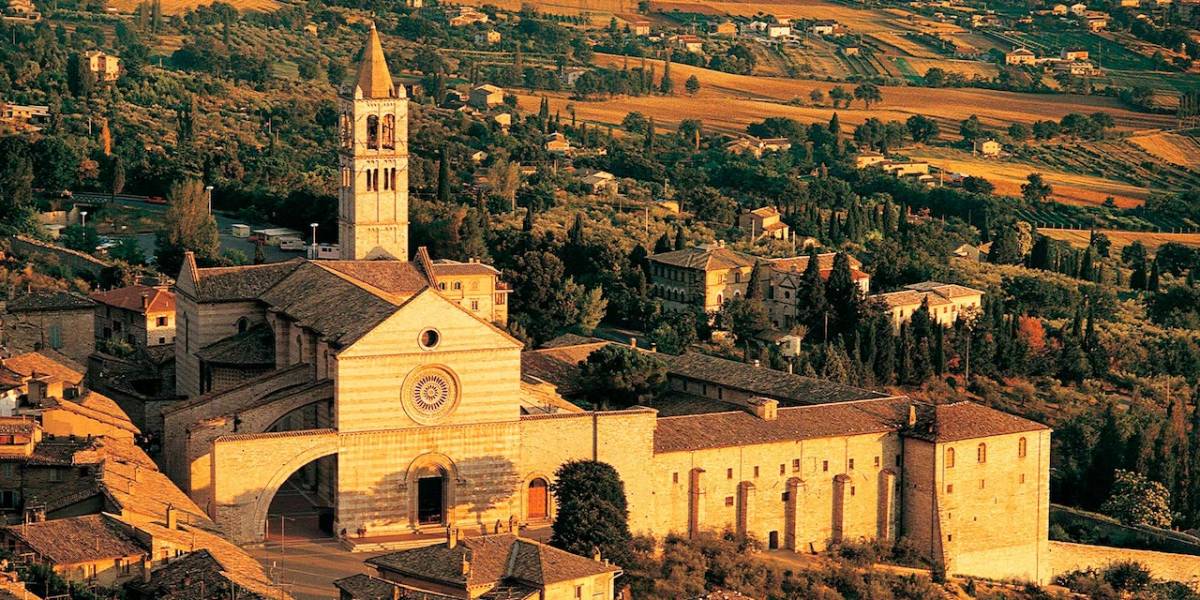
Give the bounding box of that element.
[355,23,394,99]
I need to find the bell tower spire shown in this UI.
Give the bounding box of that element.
[337,23,409,260]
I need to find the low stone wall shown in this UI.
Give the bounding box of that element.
[9,235,109,278]
[1048,541,1200,588]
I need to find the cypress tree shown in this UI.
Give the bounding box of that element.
[660,54,673,94]
[437,146,451,203]
[912,337,933,384]
[1131,258,1147,290]
[826,252,861,337]
[568,212,585,246]
[673,226,686,250]
[828,112,841,139]
[896,325,912,385]
[933,325,945,376]
[654,231,672,253]
[795,248,829,338]
[1083,403,1125,509]
[1149,259,1161,292]
[523,204,535,232]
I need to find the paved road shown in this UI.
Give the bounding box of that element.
[73,192,303,266]
[246,537,383,600]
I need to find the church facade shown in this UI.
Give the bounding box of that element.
[163,27,1053,585]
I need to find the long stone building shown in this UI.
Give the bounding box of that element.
[162,26,1054,586]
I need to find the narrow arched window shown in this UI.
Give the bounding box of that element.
[977,443,987,464]
[383,168,390,190]
[237,317,249,334]
[945,447,955,468]
[366,115,379,149]
[391,168,398,190]
[1018,437,1027,458]
[382,114,395,149]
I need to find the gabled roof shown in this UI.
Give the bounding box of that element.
[1,514,146,565]
[190,260,302,302]
[520,342,609,395]
[133,548,281,599]
[648,246,757,271]
[355,24,396,99]
[196,324,275,366]
[906,401,1049,442]
[89,284,174,314]
[659,351,889,406]
[366,534,619,591]
[334,574,458,600]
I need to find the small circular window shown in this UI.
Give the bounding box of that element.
[419,329,440,349]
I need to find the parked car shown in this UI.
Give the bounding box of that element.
[146,195,167,205]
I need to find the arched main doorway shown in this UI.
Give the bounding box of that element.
[416,465,448,526]
[527,478,549,521]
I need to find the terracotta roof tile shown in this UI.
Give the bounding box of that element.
[649,246,757,271]
[908,401,1048,442]
[3,352,85,385]
[432,260,500,277]
[196,324,275,365]
[367,534,617,590]
[654,397,911,453]
[659,351,889,406]
[333,574,457,600]
[258,262,402,348]
[131,548,282,599]
[1,514,146,565]
[193,260,302,302]
[4,290,94,313]
[89,285,174,314]
[0,417,36,435]
[520,343,608,395]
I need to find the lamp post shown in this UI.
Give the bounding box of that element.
[309,223,319,259]
[80,211,88,228]
[205,185,214,214]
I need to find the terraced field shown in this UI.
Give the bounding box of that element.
[1128,132,1200,169]
[1041,229,1200,253]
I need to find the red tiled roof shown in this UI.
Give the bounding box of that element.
[1,514,146,565]
[649,246,756,271]
[3,352,84,385]
[90,284,174,314]
[520,343,608,395]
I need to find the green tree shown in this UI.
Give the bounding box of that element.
[155,179,220,277]
[576,287,608,335]
[1021,173,1053,203]
[578,345,666,410]
[110,156,126,200]
[853,83,882,109]
[959,115,985,145]
[0,137,36,235]
[110,237,145,265]
[719,296,769,359]
[61,225,100,253]
[905,115,939,144]
[825,252,862,337]
[659,55,673,95]
[795,248,830,339]
[1100,469,1172,528]
[437,146,451,203]
[550,460,633,567]
[685,74,700,95]
[32,137,79,192]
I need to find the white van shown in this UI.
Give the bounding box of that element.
[279,237,307,251]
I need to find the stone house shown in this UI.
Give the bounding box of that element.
[757,253,870,329]
[1005,48,1037,65]
[0,514,147,587]
[647,243,758,313]
[739,207,790,241]
[976,139,1002,156]
[544,131,571,154]
[468,84,504,110]
[1,291,95,365]
[474,30,500,45]
[711,20,737,36]
[90,284,176,351]
[578,169,618,195]
[336,533,620,599]
[872,281,984,328]
[0,351,138,441]
[83,50,120,82]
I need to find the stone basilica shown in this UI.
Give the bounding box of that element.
[163,26,1054,585]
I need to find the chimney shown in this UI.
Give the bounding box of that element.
[446,524,456,549]
[461,551,471,577]
[166,504,178,531]
[141,558,152,584]
[592,547,602,562]
[907,404,918,428]
[141,292,150,310]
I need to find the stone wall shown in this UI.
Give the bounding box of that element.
[9,235,109,279]
[0,305,94,365]
[1048,541,1200,587]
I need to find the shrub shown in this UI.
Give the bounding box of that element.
[1102,560,1152,592]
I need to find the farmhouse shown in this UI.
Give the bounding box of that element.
[83,50,120,82]
[161,30,1058,589]
[1082,12,1108,30]
[1005,48,1038,65]
[855,151,887,168]
[759,253,870,329]
[809,19,840,35]
[544,131,571,153]
[739,207,790,241]
[1069,2,1088,14]
[976,139,1002,156]
[748,21,791,38]
[1052,3,1069,13]
[0,101,49,130]
[468,84,504,110]
[620,15,651,35]
[711,19,737,36]
[578,169,618,195]
[725,136,792,158]
[448,8,488,26]
[872,282,985,328]
[474,30,501,45]
[673,34,704,53]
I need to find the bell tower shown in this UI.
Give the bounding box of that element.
[338,24,409,261]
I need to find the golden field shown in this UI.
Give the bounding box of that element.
[1040,229,1200,254]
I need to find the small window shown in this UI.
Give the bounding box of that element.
[946,484,953,494]
[779,464,785,475]
[822,460,829,472]
[237,317,249,334]
[979,479,986,489]
[1018,437,1027,458]
[470,300,480,311]
[753,466,759,478]
[724,496,734,507]
[419,329,440,349]
[873,456,880,467]
[726,468,733,479]
[782,491,790,502]
[977,443,987,464]
[453,281,462,290]
[792,459,800,472]
[850,486,856,496]
[156,316,168,326]
[672,472,678,484]
[946,447,956,468]
[947,534,953,542]
[1020,473,1026,484]
[848,458,855,470]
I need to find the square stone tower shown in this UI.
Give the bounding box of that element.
[338,24,409,261]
